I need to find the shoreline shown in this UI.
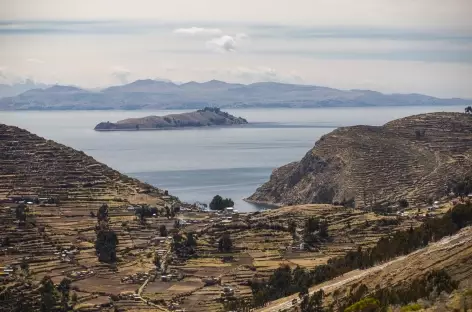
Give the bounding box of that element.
[242,197,282,209]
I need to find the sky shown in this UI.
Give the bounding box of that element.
[0,0,472,98]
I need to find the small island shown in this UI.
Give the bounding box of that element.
[94,107,248,131]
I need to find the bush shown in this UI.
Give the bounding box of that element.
[345,297,380,312]
[398,199,409,209]
[400,303,422,312]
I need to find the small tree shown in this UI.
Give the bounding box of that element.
[186,232,197,247]
[209,195,234,211]
[20,258,29,275]
[465,106,472,114]
[95,223,119,263]
[398,199,409,209]
[15,203,27,223]
[97,203,109,222]
[218,232,233,252]
[159,225,168,237]
[40,276,59,312]
[288,221,297,236]
[58,278,72,311]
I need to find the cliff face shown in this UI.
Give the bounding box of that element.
[94,107,248,131]
[248,112,472,207]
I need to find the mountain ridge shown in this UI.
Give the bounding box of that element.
[1,79,470,110]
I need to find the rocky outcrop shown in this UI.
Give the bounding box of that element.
[94,107,248,131]
[248,112,472,207]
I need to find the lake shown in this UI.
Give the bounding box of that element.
[0,106,464,211]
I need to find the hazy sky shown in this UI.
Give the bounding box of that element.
[1,0,472,97]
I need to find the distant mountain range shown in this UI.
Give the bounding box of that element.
[0,79,470,110]
[0,80,50,98]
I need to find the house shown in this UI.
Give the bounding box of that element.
[224,207,234,214]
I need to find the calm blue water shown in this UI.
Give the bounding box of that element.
[0,106,464,211]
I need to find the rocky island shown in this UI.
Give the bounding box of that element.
[248,112,472,208]
[94,107,248,131]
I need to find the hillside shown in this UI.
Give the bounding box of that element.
[0,123,176,206]
[1,79,470,110]
[248,112,472,207]
[258,225,472,312]
[94,107,248,131]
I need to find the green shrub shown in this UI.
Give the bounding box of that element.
[400,303,422,312]
[345,297,381,312]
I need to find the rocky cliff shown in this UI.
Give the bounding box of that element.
[94,107,248,131]
[248,112,472,207]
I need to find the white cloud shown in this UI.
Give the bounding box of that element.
[173,27,222,36]
[111,66,131,84]
[206,35,238,52]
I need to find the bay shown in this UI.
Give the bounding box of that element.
[0,106,464,211]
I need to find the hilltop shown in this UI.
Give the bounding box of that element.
[0,79,470,110]
[248,112,472,207]
[94,107,248,131]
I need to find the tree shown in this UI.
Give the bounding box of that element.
[95,223,119,263]
[186,232,197,248]
[301,290,324,312]
[20,258,29,275]
[15,203,27,223]
[398,199,409,209]
[57,278,71,311]
[40,276,59,312]
[2,236,10,247]
[159,225,168,237]
[209,195,234,211]
[288,220,297,236]
[218,232,233,252]
[465,106,472,114]
[97,203,109,222]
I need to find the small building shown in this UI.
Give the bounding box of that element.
[224,207,234,214]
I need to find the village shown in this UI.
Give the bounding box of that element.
[1,188,466,311]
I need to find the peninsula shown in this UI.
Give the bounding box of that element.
[94,107,248,131]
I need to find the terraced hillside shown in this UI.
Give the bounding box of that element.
[258,225,472,312]
[0,123,174,206]
[248,112,472,208]
[0,122,463,312]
